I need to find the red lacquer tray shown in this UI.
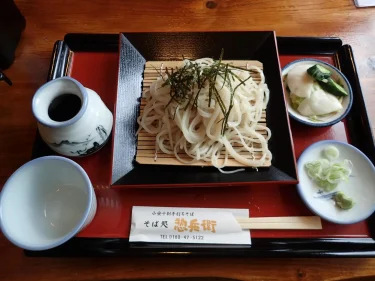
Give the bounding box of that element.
[28,34,375,257]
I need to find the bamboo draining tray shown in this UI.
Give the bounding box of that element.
[136,60,271,167]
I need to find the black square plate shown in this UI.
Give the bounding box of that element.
[112,32,297,187]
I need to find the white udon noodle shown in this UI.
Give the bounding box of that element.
[137,58,272,173]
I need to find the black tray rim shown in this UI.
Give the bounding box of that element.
[27,33,375,258]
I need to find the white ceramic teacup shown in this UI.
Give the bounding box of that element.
[0,156,97,250]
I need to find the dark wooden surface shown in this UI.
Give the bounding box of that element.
[1,0,375,280]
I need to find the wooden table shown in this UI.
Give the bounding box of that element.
[1,0,375,280]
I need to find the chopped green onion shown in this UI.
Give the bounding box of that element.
[304,148,353,192]
[315,178,338,192]
[324,145,340,161]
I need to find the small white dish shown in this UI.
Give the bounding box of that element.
[297,140,375,224]
[354,0,375,8]
[282,59,353,127]
[0,156,97,250]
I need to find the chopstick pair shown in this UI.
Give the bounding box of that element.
[236,216,322,230]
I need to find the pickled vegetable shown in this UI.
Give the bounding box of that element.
[307,64,332,81]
